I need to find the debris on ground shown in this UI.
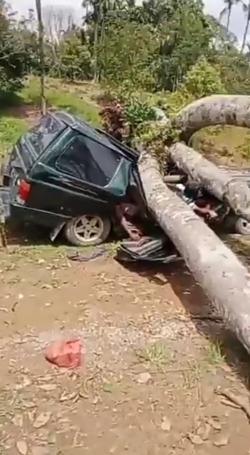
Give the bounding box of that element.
[33,411,52,429]
[136,372,152,384]
[45,339,83,369]
[16,440,28,455]
[217,388,250,421]
[213,433,230,447]
[68,248,107,263]
[161,416,172,432]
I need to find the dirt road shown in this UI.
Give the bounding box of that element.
[0,241,250,454]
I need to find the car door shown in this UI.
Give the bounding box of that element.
[29,129,132,218]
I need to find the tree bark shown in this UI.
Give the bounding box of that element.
[169,142,250,222]
[173,95,250,142]
[138,150,250,354]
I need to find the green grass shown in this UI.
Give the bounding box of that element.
[0,116,28,159]
[136,342,170,369]
[21,77,101,127]
[0,77,101,159]
[204,341,225,367]
[192,125,250,165]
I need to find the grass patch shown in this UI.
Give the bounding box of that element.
[192,125,250,166]
[0,115,28,159]
[204,341,225,367]
[21,77,101,127]
[136,342,170,369]
[182,359,203,389]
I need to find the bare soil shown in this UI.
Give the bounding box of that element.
[1,239,250,455]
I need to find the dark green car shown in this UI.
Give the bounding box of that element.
[1,111,145,246]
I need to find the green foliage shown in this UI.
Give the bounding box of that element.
[0,116,28,158]
[98,20,160,90]
[125,97,156,129]
[212,50,250,95]
[54,35,93,81]
[157,0,214,91]
[181,57,226,98]
[0,1,28,99]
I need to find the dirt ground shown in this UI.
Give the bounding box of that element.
[0,234,250,455]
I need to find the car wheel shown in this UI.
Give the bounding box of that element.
[64,214,111,247]
[234,217,250,235]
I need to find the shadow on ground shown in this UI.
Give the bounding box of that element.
[121,260,250,390]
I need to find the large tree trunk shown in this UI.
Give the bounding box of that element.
[173,95,250,142]
[169,142,250,222]
[138,150,250,354]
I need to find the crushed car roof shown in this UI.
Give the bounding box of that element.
[52,111,139,161]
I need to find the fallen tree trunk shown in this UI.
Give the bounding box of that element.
[173,95,250,142]
[169,142,250,222]
[138,150,250,354]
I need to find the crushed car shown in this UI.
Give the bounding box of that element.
[1,111,170,264]
[0,111,149,246]
[0,111,249,264]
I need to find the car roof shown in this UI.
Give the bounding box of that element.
[52,111,138,161]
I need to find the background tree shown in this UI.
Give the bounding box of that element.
[241,0,250,52]
[0,0,27,100]
[219,0,241,31]
[35,0,46,114]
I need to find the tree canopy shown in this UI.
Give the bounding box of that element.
[2,0,250,104]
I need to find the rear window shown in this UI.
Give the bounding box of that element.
[26,115,65,156]
[56,134,121,187]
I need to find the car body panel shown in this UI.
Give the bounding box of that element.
[1,111,143,232]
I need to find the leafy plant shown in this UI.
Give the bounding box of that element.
[182,57,226,99]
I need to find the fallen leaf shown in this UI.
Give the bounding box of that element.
[15,376,32,390]
[213,434,229,447]
[41,284,53,290]
[136,372,152,384]
[48,431,56,445]
[38,259,46,264]
[16,440,28,455]
[12,414,24,427]
[33,411,52,429]
[103,383,114,393]
[208,417,222,431]
[39,384,57,391]
[197,422,211,440]
[28,410,36,423]
[59,391,79,402]
[188,434,204,446]
[221,398,240,409]
[0,307,8,312]
[23,400,36,409]
[161,416,171,432]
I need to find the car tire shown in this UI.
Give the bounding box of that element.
[64,214,112,247]
[234,217,250,235]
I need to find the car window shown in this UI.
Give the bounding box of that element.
[56,134,121,187]
[26,115,65,156]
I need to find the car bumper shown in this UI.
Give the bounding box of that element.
[9,202,71,228]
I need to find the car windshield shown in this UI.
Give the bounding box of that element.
[26,115,65,155]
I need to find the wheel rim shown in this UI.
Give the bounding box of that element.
[238,219,250,234]
[73,215,105,244]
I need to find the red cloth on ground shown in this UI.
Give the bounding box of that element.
[45,339,82,369]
